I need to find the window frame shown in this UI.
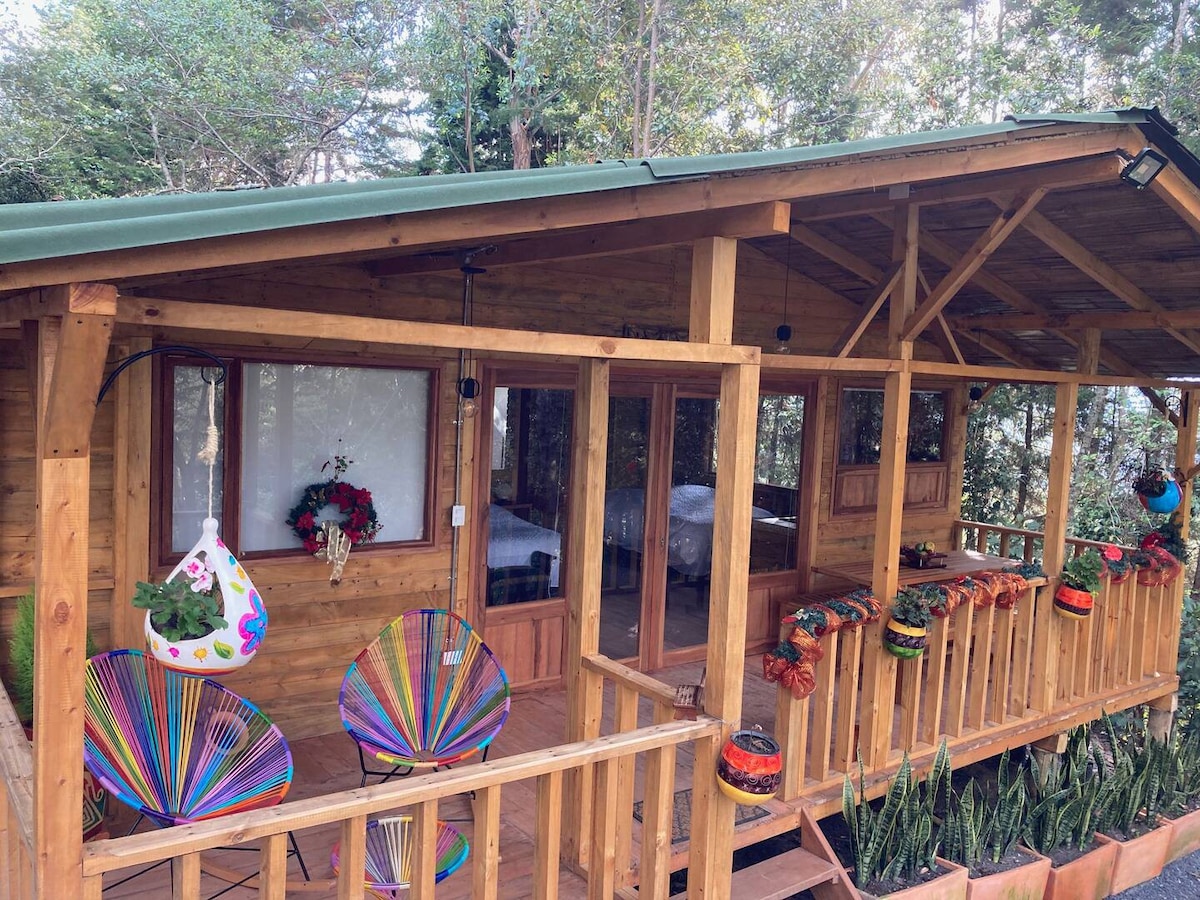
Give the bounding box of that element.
[832,380,953,517]
[153,348,441,566]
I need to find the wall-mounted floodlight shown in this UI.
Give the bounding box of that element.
[1120,148,1169,189]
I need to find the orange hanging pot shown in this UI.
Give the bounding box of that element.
[716,730,782,805]
[1054,584,1094,619]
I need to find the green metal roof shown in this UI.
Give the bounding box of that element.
[0,108,1188,268]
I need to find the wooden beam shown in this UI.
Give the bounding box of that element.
[365,202,790,277]
[1076,328,1101,378]
[947,309,1200,331]
[689,362,760,898]
[877,214,1147,378]
[905,358,1192,389]
[0,128,1132,291]
[1149,165,1200,238]
[935,313,966,365]
[116,295,760,366]
[1141,388,1180,427]
[688,236,738,345]
[891,204,919,359]
[39,286,115,458]
[789,222,882,281]
[902,189,1047,341]
[796,153,1122,222]
[1020,208,1200,356]
[562,359,610,867]
[832,262,903,357]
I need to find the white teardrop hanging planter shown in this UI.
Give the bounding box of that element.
[141,366,267,674]
[146,518,267,674]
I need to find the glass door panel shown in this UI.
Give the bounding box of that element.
[599,396,650,661]
[663,397,720,652]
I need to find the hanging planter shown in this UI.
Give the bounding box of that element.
[138,517,267,675]
[1133,465,1183,514]
[1053,549,1102,620]
[883,587,933,658]
[715,730,782,805]
[883,619,929,658]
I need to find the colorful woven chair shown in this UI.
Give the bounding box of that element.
[83,649,307,892]
[339,609,511,786]
[331,816,469,897]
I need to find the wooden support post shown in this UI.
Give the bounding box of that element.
[257,833,288,900]
[688,362,759,899]
[337,815,367,900]
[1148,697,1177,743]
[112,335,153,651]
[31,292,113,898]
[562,359,610,868]
[1167,390,1200,673]
[1031,382,1077,713]
[688,236,738,345]
[638,706,676,899]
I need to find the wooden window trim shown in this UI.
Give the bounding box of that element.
[153,346,441,567]
[831,379,953,518]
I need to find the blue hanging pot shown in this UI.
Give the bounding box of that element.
[1140,479,1182,514]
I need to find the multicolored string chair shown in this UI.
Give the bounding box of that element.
[331,816,469,897]
[339,609,511,786]
[83,649,307,892]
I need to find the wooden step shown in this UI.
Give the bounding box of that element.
[669,846,843,900]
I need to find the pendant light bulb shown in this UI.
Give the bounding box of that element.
[774,323,793,355]
[458,376,481,419]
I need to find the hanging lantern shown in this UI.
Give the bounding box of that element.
[144,517,267,675]
[715,730,782,805]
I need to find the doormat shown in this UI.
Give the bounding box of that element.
[632,788,769,844]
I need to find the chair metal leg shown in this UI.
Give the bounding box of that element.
[205,830,310,899]
[356,742,414,787]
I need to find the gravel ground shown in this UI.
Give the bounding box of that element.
[1113,850,1200,899]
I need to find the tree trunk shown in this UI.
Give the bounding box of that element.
[1015,387,1034,524]
[642,0,664,155]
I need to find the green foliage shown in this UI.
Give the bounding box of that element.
[943,749,1027,869]
[1180,596,1200,737]
[842,741,949,889]
[132,579,227,642]
[1025,726,1113,854]
[1095,713,1178,838]
[1059,549,1104,594]
[6,589,97,725]
[891,586,934,629]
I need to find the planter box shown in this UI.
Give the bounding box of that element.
[861,858,969,900]
[965,847,1050,900]
[1044,834,1116,900]
[1164,805,1200,863]
[1106,821,1174,895]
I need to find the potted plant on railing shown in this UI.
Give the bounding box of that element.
[1053,549,1102,619]
[4,591,107,840]
[842,741,966,898]
[884,587,934,658]
[942,748,1050,900]
[1132,465,1183,514]
[1026,727,1119,900]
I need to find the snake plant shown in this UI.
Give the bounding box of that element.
[1095,713,1177,838]
[842,740,950,889]
[1025,726,1114,854]
[943,748,1028,868]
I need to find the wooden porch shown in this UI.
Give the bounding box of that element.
[3,515,1178,898]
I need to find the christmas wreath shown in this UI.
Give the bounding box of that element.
[286,458,382,553]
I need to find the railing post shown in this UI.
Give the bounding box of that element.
[1031,382,1076,713]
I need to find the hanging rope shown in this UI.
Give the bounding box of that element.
[196,371,220,519]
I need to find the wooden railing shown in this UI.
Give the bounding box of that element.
[0,681,34,899]
[774,528,1182,815]
[953,518,1132,560]
[80,685,717,899]
[578,654,690,896]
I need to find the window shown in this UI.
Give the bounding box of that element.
[163,357,434,559]
[486,384,573,606]
[833,385,951,515]
[751,393,804,573]
[838,388,946,465]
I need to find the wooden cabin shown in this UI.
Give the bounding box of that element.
[2,107,1200,898]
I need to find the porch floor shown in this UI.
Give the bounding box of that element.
[96,656,788,899]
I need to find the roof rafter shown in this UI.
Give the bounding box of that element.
[1018,206,1200,357]
[901,189,1048,341]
